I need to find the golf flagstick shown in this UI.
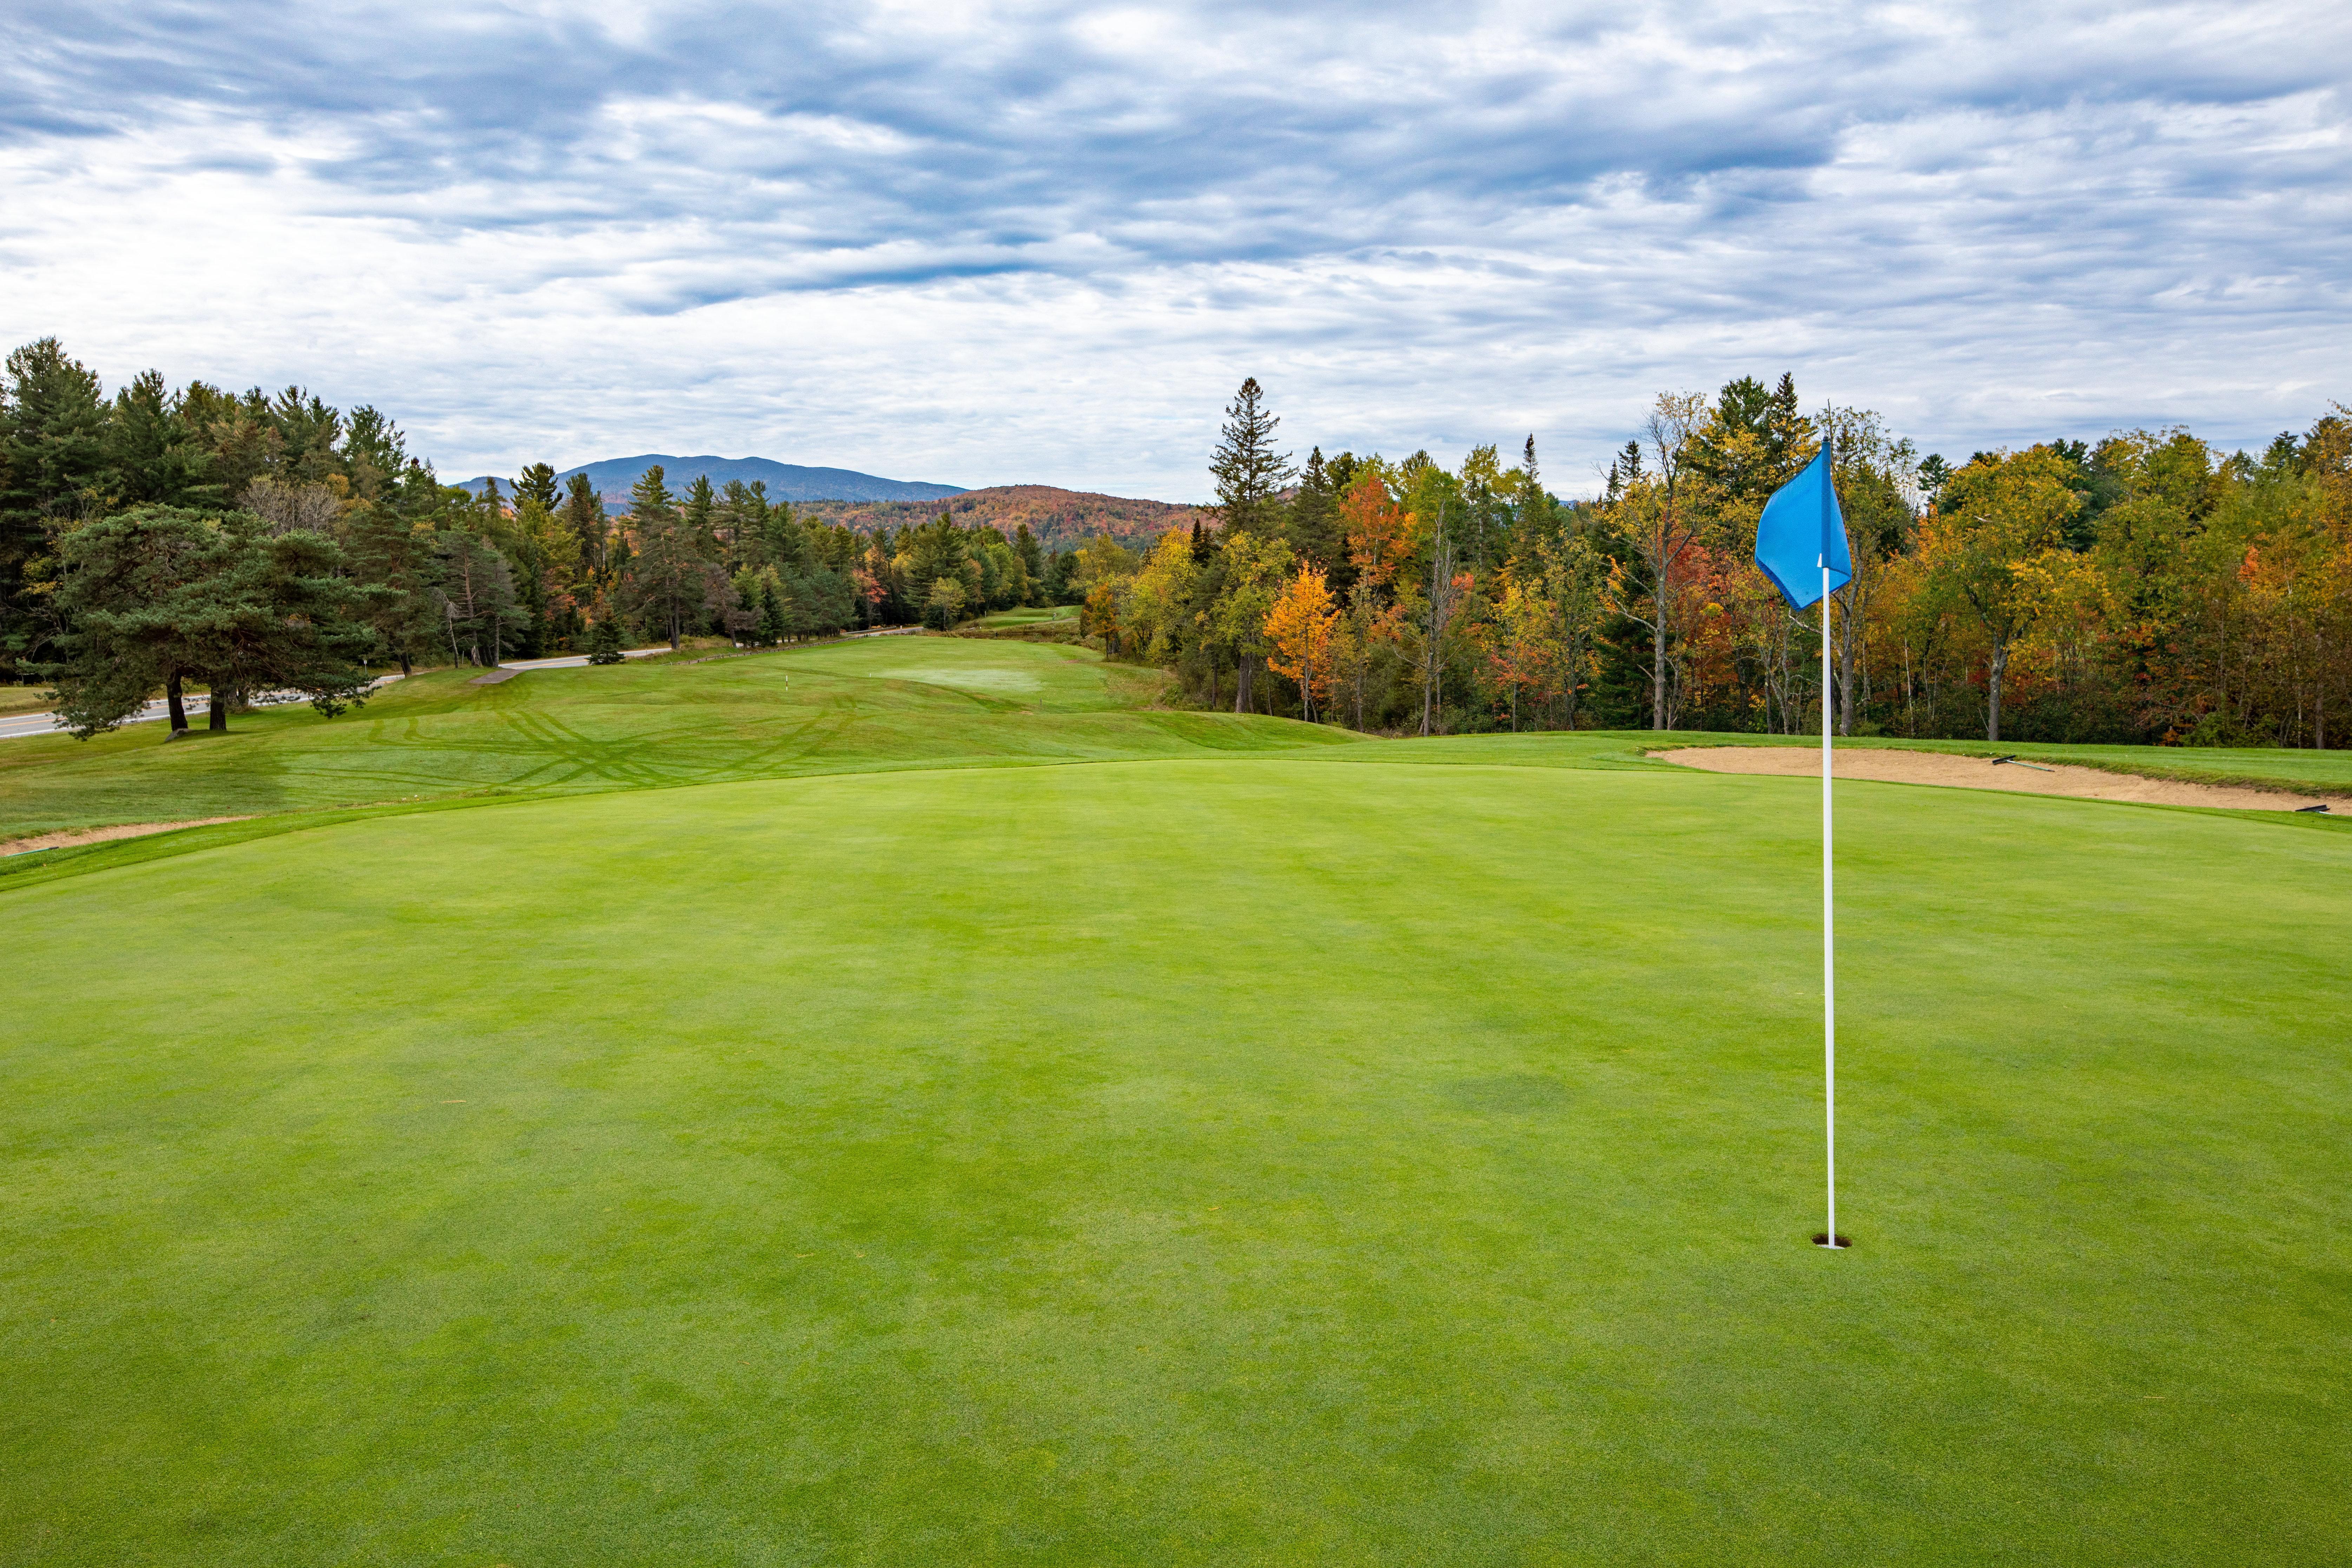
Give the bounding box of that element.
[1821,558,1839,1249]
[1752,421,1852,1248]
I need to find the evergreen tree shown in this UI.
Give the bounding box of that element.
[621,464,713,649]
[760,500,808,571]
[340,406,408,502]
[103,370,214,508]
[1013,522,1045,602]
[1209,376,1295,537]
[343,500,439,675]
[1514,434,1559,550]
[720,479,771,569]
[586,612,624,663]
[40,506,236,736]
[45,505,377,735]
[515,462,559,513]
[683,474,719,557]
[562,472,607,575]
[0,337,110,673]
[430,529,519,668]
[1287,446,1342,578]
[757,575,787,645]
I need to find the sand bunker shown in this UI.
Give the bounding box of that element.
[1656,748,2349,814]
[2,817,249,856]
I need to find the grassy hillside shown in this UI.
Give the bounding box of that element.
[4,744,2348,1563]
[0,638,1360,853]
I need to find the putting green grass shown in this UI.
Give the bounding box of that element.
[4,749,2348,1564]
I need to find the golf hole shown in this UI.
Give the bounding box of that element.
[1813,1233,1852,1249]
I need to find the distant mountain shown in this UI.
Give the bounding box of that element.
[458,455,966,505]
[798,485,1214,552]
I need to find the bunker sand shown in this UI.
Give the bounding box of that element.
[1656,746,2351,813]
[2,816,248,856]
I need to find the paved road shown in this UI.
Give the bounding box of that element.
[0,638,866,739]
[476,647,671,674]
[0,675,407,742]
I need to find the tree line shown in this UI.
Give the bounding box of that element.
[0,338,1089,735]
[1076,376,2352,746]
[8,335,2343,747]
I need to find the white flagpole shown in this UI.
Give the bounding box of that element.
[1821,560,1839,1248]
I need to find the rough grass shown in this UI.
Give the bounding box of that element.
[3,749,2347,1564]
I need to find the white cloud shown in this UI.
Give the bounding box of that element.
[2,0,2347,497]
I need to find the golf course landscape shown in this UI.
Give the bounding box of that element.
[5,636,2348,1564]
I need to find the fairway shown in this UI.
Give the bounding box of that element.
[5,734,2349,1562]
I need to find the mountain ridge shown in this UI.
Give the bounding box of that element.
[797,485,1213,552]
[458,454,966,504]
[455,460,1211,550]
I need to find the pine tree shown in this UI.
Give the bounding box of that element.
[562,472,607,575]
[104,370,214,507]
[683,474,719,556]
[0,337,110,675]
[757,575,787,645]
[1013,522,1045,602]
[1209,376,1295,537]
[587,612,624,663]
[515,462,559,512]
[622,464,712,649]
[1287,446,1342,577]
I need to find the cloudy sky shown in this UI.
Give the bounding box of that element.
[5,2,2348,499]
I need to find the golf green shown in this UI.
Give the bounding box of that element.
[4,749,2346,1563]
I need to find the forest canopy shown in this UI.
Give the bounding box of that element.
[4,338,2344,747]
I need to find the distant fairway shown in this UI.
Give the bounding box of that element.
[0,636,1357,852]
[4,640,2350,1563]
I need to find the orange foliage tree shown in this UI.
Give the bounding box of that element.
[1265,563,1340,721]
[1341,473,1416,595]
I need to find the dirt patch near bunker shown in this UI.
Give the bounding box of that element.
[1654,748,2351,814]
[3,817,250,856]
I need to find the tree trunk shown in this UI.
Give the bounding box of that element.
[1837,605,1859,738]
[1234,654,1254,714]
[165,672,188,736]
[208,682,230,732]
[1986,640,2008,742]
[1651,611,1667,730]
[396,649,413,677]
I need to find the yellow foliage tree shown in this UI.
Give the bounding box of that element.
[1264,563,1339,722]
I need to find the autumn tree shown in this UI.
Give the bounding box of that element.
[1265,563,1339,721]
[1120,529,1200,665]
[1214,530,1294,713]
[1917,447,2082,740]
[1604,391,1710,729]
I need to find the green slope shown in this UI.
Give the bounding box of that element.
[0,638,1361,844]
[4,756,2347,1564]
[11,638,2348,872]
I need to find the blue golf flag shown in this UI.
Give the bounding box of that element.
[1754,441,1851,611]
